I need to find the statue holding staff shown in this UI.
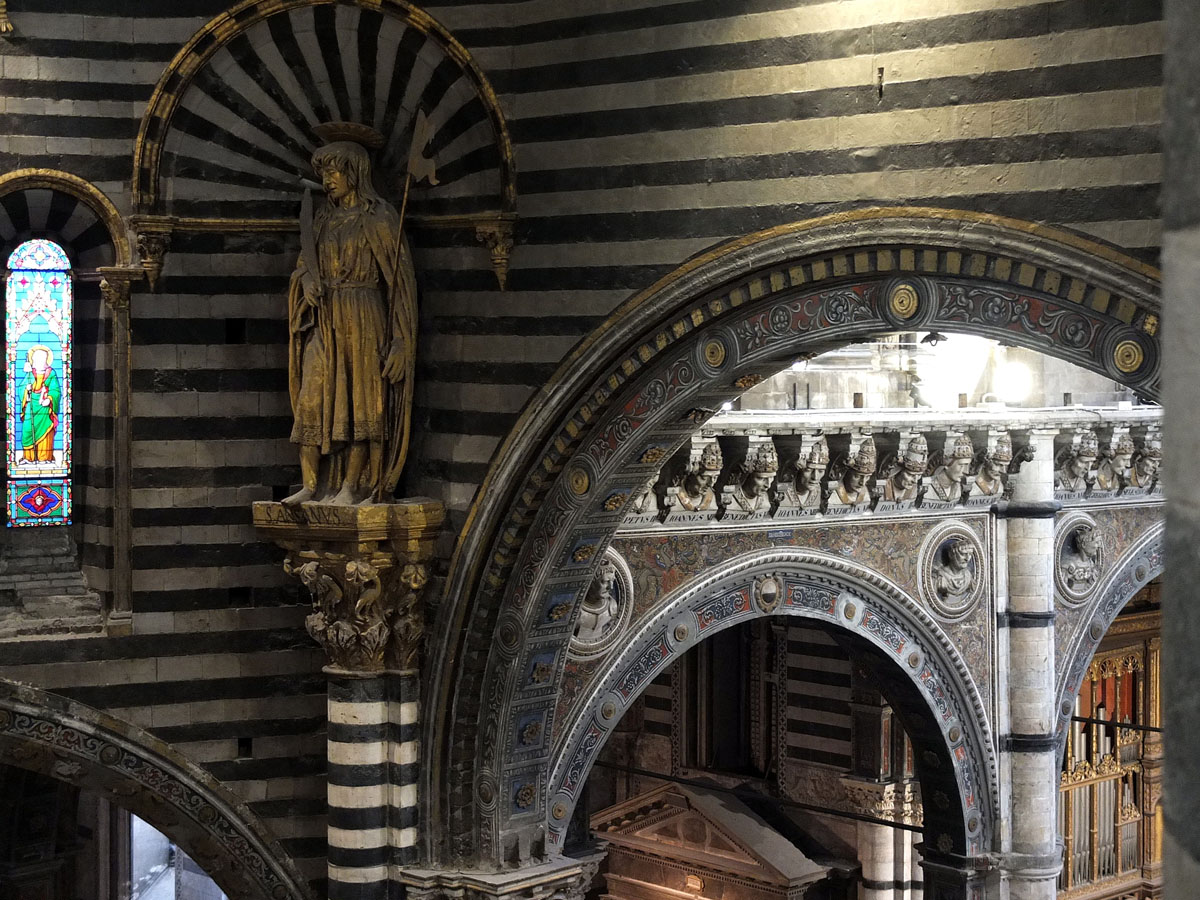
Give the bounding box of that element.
[284,120,434,505]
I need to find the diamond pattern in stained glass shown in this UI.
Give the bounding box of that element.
[7,239,71,271]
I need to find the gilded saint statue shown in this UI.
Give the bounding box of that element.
[285,130,423,505]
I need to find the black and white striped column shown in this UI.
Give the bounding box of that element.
[994,428,1062,900]
[327,672,421,900]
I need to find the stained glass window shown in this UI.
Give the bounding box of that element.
[6,239,72,526]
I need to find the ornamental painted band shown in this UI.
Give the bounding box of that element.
[285,139,417,506]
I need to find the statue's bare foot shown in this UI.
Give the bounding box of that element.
[281,486,316,506]
[328,484,358,506]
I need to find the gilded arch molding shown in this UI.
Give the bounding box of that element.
[0,168,131,267]
[0,679,314,900]
[547,547,998,858]
[427,208,1161,866]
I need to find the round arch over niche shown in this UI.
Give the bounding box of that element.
[1054,521,1164,746]
[0,679,314,900]
[131,0,515,223]
[0,169,131,268]
[548,548,997,859]
[426,207,1161,866]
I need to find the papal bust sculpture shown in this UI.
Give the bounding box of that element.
[285,133,418,505]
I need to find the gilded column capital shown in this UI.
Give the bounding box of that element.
[97,266,143,311]
[129,215,176,292]
[254,498,445,674]
[475,219,515,290]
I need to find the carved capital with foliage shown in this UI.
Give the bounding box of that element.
[130,215,176,292]
[285,550,429,673]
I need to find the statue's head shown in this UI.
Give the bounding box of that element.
[947,538,974,569]
[312,141,379,208]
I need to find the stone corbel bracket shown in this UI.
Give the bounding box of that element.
[474,217,515,290]
[129,214,176,292]
[253,499,446,675]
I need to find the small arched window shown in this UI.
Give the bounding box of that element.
[6,239,72,526]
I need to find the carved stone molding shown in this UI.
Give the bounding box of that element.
[254,499,444,674]
[97,266,142,310]
[476,219,515,290]
[129,215,175,292]
[399,852,604,900]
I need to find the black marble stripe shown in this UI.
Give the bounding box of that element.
[411,458,490,487]
[485,0,1161,93]
[379,28,427,148]
[357,10,383,129]
[0,151,129,182]
[0,34,179,62]
[328,676,388,704]
[62,672,325,709]
[787,638,855,660]
[1002,733,1058,752]
[426,97,488,158]
[170,107,303,183]
[430,314,602,336]
[788,746,851,767]
[132,542,281,570]
[787,666,851,688]
[129,415,290,441]
[132,369,288,392]
[71,218,113,258]
[206,753,325,781]
[193,65,312,166]
[0,626,310,666]
[226,33,321,148]
[132,317,288,345]
[511,56,1161,145]
[0,76,149,103]
[44,190,78,236]
[425,409,515,437]
[250,795,327,819]
[327,720,419,745]
[645,721,671,736]
[155,716,326,746]
[516,185,1162,245]
[0,112,134,139]
[327,805,387,831]
[327,878,388,900]
[269,11,333,126]
[520,126,1162,195]
[786,719,851,742]
[133,586,297,614]
[785,693,852,716]
[327,761,389,787]
[1004,611,1058,628]
[313,4,354,123]
[132,505,253,527]
[1,191,31,236]
[131,465,295,489]
[418,360,557,386]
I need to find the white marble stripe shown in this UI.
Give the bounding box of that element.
[335,4,365,125]
[327,863,389,884]
[288,6,343,126]
[508,23,1161,117]
[391,740,420,766]
[329,700,390,726]
[393,700,420,726]
[506,0,1059,68]
[390,783,418,809]
[328,740,388,767]
[518,88,1161,171]
[328,826,388,850]
[394,826,418,848]
[329,783,392,809]
[519,154,1163,218]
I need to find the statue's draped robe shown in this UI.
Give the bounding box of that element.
[20,366,60,462]
[288,199,417,496]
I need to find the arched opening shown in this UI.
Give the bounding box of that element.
[0,679,313,900]
[427,209,1161,875]
[0,171,130,639]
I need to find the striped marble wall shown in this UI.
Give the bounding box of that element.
[0,0,1164,888]
[784,623,853,769]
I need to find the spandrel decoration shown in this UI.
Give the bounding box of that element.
[6,239,72,526]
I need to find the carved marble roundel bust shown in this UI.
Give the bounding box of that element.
[919,522,985,621]
[569,548,634,659]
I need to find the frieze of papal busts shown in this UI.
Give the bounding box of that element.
[1055,429,1098,494]
[285,128,418,506]
[884,434,927,502]
[832,436,876,507]
[1128,437,1162,490]
[928,433,973,503]
[1096,433,1135,491]
[972,432,1013,498]
[667,440,723,512]
[775,436,828,512]
[627,472,660,516]
[725,440,778,514]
